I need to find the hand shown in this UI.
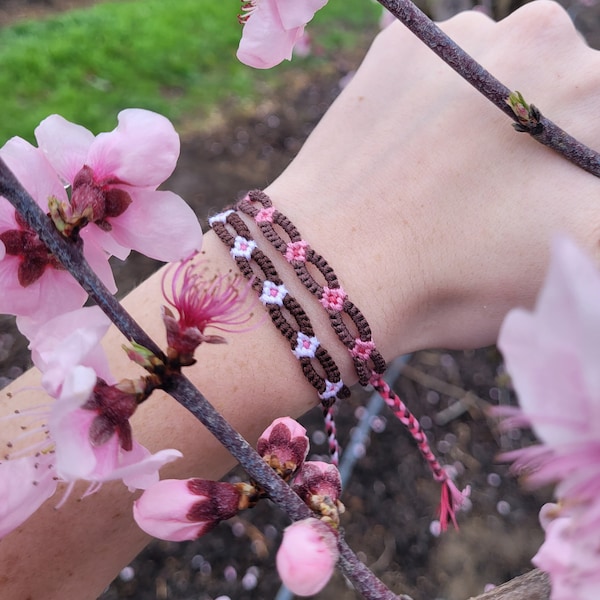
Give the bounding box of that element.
[267,0,600,353]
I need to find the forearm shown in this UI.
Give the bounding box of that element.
[0,204,429,599]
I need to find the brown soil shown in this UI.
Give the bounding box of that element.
[2,1,598,599]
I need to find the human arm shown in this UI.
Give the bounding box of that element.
[1,2,600,599]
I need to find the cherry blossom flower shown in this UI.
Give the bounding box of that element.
[237,0,328,69]
[276,518,339,596]
[34,109,202,262]
[49,367,180,487]
[0,138,114,322]
[498,236,600,599]
[0,309,182,539]
[257,416,309,479]
[133,478,243,541]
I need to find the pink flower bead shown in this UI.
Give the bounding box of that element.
[285,240,308,263]
[320,286,346,312]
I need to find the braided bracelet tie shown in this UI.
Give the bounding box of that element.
[233,190,468,530]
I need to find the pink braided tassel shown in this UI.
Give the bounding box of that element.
[370,373,468,530]
[322,404,340,467]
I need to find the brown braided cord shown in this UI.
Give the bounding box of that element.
[237,190,387,386]
[209,209,350,405]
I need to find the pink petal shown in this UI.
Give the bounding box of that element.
[35,115,95,183]
[237,0,305,69]
[87,109,179,186]
[0,454,58,539]
[107,445,183,490]
[81,233,118,293]
[0,136,68,208]
[22,306,111,397]
[499,236,600,445]
[259,416,307,442]
[0,197,18,231]
[0,257,88,321]
[81,224,130,261]
[277,0,328,29]
[49,368,99,480]
[105,188,202,261]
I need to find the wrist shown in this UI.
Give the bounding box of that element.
[262,179,435,360]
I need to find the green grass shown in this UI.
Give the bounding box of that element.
[0,0,379,144]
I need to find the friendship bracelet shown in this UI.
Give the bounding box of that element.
[233,190,467,528]
[209,209,350,407]
[237,190,387,387]
[209,209,348,465]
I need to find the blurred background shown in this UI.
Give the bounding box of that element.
[0,1,598,598]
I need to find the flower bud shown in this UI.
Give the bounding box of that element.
[257,417,309,480]
[133,478,242,541]
[276,518,339,596]
[293,461,344,525]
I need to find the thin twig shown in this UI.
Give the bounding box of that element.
[0,158,402,599]
[376,0,600,177]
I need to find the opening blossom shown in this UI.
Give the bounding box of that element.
[237,0,328,69]
[498,236,600,600]
[133,478,245,542]
[34,108,202,263]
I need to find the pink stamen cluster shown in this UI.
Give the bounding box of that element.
[161,254,255,365]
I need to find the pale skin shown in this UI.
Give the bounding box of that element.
[1,2,599,598]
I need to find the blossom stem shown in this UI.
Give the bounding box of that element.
[376,0,600,178]
[0,157,403,599]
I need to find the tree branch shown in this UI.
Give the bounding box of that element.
[0,158,402,600]
[376,0,600,178]
[467,569,550,600]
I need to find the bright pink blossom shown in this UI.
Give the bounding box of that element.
[34,109,202,262]
[237,0,328,69]
[0,138,114,321]
[276,518,339,596]
[161,254,255,364]
[498,236,600,599]
[133,478,242,541]
[257,416,309,479]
